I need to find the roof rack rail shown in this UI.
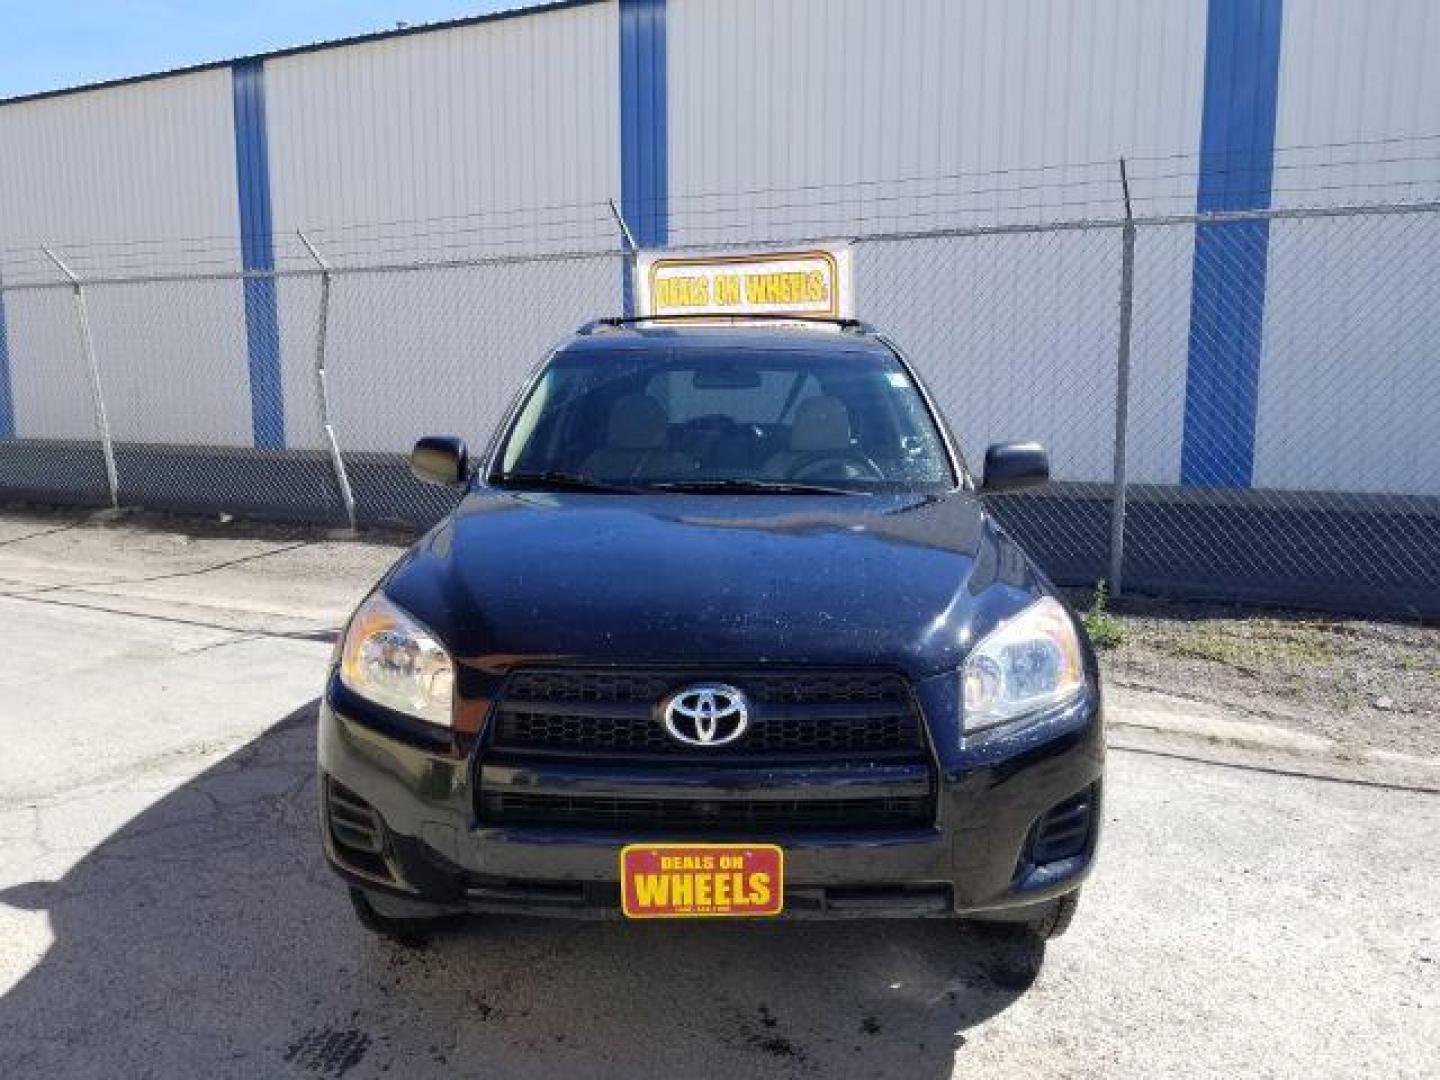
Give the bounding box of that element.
[575,313,876,335]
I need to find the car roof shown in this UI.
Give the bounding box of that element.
[557,321,897,359]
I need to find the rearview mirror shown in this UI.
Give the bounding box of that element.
[410,435,469,486]
[692,367,763,390]
[981,441,1049,493]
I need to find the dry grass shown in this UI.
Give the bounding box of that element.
[1074,593,1440,756]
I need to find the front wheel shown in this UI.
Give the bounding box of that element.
[1026,890,1080,941]
[969,889,1082,943]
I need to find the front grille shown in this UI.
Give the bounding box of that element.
[504,669,912,707]
[480,667,936,834]
[490,668,922,758]
[479,791,934,832]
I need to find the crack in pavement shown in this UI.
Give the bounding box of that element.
[0,737,304,813]
[0,520,88,548]
[0,540,317,598]
[0,590,340,644]
[1110,742,1440,795]
[4,766,316,894]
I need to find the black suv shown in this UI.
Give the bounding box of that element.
[320,319,1103,943]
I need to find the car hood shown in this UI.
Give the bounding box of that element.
[384,488,1046,679]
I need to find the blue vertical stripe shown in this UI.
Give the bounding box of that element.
[231,59,284,449]
[619,0,668,315]
[0,289,13,437]
[1179,0,1284,488]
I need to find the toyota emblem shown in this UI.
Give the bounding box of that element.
[661,684,750,747]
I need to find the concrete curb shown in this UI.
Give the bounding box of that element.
[1108,685,1440,793]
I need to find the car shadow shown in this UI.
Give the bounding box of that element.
[0,701,1042,1080]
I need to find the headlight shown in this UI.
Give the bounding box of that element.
[339,593,454,727]
[962,596,1085,733]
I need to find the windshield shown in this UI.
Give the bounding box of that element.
[491,341,955,493]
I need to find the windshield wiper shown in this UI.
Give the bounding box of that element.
[648,478,861,496]
[490,471,639,493]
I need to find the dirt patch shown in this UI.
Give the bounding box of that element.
[1080,593,1440,758]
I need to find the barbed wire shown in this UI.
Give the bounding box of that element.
[1,132,1437,284]
[2,198,1436,292]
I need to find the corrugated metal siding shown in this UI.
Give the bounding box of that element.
[1254,0,1440,494]
[0,69,251,444]
[666,0,1208,483]
[261,2,621,452]
[1272,0,1440,207]
[263,3,619,243]
[666,0,1209,240]
[0,69,239,269]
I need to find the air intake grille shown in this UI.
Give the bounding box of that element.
[325,779,391,880]
[1026,788,1095,865]
[479,791,934,832]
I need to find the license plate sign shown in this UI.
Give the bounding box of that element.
[620,843,784,918]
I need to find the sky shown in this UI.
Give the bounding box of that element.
[0,1,525,100]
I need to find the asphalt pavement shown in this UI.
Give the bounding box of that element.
[0,509,1435,1079]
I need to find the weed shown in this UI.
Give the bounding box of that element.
[1082,580,1126,650]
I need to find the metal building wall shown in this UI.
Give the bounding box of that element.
[0,2,624,465]
[266,4,618,238]
[0,70,239,269]
[0,70,248,444]
[666,0,1210,485]
[1254,0,1440,496]
[667,0,1208,230]
[0,0,1436,497]
[263,1,622,455]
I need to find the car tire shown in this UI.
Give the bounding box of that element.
[1027,889,1080,941]
[348,886,455,947]
[970,889,1081,944]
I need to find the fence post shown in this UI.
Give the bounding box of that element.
[1108,161,1136,597]
[297,231,358,531]
[609,198,639,317]
[43,247,119,509]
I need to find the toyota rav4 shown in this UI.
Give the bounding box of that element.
[320,317,1103,944]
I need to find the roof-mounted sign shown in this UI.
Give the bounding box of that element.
[637,247,853,321]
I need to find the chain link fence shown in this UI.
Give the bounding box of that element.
[1,201,1437,616]
[323,251,623,526]
[856,224,1124,586]
[1120,206,1440,610]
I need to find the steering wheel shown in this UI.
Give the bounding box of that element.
[789,452,884,482]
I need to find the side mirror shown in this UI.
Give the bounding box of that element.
[410,435,469,486]
[981,441,1049,493]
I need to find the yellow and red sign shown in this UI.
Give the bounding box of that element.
[637,248,852,321]
[620,843,784,918]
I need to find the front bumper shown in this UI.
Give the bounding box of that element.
[318,683,1104,920]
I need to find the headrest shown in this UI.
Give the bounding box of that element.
[607,393,669,450]
[790,395,851,452]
